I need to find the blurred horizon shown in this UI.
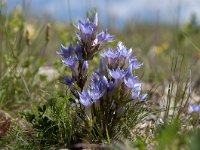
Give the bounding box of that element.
[5,0,200,28]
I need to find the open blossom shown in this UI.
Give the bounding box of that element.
[76,16,114,46]
[109,67,126,80]
[124,76,138,89]
[78,90,93,107]
[132,83,142,99]
[101,42,142,70]
[62,56,78,68]
[79,74,108,105]
[96,30,114,46]
[129,58,143,69]
[57,43,74,58]
[75,13,114,60]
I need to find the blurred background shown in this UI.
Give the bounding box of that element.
[6,0,200,28]
[2,0,200,86]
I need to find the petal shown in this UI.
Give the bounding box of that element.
[57,43,74,58]
[78,90,92,107]
[124,76,138,88]
[129,58,143,69]
[96,31,114,44]
[109,68,126,79]
[62,56,78,68]
[132,83,142,99]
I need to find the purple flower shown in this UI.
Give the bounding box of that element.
[62,56,79,77]
[78,90,93,107]
[189,104,200,112]
[116,42,132,58]
[109,68,126,80]
[116,42,132,66]
[57,43,74,58]
[75,42,83,60]
[80,74,108,103]
[74,14,114,60]
[96,30,114,45]
[88,87,104,101]
[76,67,108,105]
[129,58,143,69]
[81,61,89,75]
[101,42,134,68]
[124,76,138,89]
[64,76,78,97]
[91,74,108,90]
[62,56,78,68]
[132,83,142,99]
[101,48,119,68]
[76,17,97,46]
[96,60,107,76]
[77,19,96,35]
[101,48,119,59]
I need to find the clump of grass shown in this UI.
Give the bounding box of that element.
[21,93,84,148]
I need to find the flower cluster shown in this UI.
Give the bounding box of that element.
[57,14,147,140]
[78,42,147,107]
[75,13,114,60]
[57,14,114,93]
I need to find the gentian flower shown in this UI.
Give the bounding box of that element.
[116,42,132,58]
[75,42,83,60]
[58,14,148,141]
[81,61,89,75]
[96,30,114,46]
[58,14,147,110]
[88,87,104,101]
[189,104,200,113]
[76,16,97,46]
[101,48,119,69]
[78,90,93,107]
[97,60,108,76]
[101,42,134,69]
[62,56,79,77]
[132,83,142,99]
[90,73,108,90]
[109,67,126,80]
[57,43,74,58]
[75,13,114,60]
[64,76,78,97]
[124,76,138,89]
[116,42,132,67]
[62,56,78,68]
[129,58,143,69]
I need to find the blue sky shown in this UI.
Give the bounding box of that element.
[6,0,200,27]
